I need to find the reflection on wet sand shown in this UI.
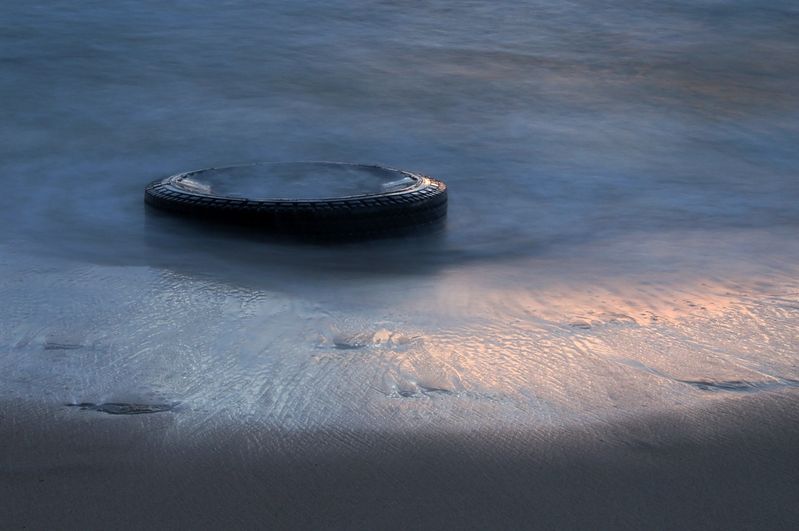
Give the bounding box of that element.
[3,227,797,433]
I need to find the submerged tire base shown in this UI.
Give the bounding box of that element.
[144,163,447,239]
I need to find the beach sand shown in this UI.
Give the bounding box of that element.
[3,391,797,530]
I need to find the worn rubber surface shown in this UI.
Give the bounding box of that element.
[144,162,447,239]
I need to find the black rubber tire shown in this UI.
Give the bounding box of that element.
[144,162,447,239]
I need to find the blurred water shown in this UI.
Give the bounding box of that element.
[1,1,798,430]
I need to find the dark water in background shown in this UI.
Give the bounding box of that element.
[1,1,798,427]
[2,0,798,270]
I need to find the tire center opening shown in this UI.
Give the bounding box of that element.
[174,162,419,200]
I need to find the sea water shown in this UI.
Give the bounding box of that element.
[1,0,798,431]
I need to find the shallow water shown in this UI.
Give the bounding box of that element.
[1,1,798,431]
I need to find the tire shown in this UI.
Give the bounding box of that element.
[144,162,447,239]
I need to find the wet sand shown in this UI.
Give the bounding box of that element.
[3,391,798,530]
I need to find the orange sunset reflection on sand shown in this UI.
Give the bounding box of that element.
[370,232,799,421]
